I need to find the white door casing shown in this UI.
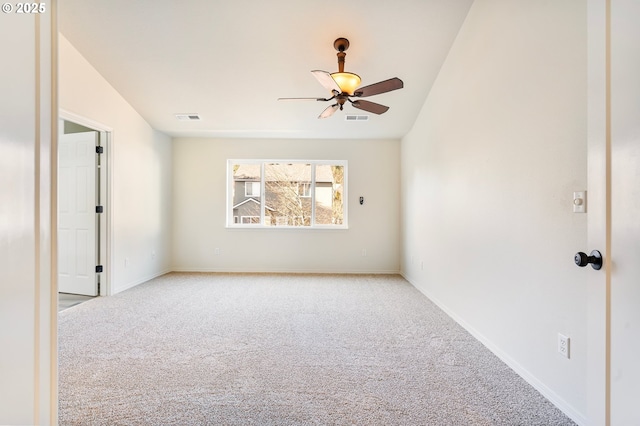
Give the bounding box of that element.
[609,0,640,423]
[587,1,640,424]
[58,131,99,296]
[586,2,608,424]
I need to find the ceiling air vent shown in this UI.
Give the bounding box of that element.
[345,114,369,122]
[175,113,201,121]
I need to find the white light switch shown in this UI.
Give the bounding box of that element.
[573,191,586,213]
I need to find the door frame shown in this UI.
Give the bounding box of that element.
[586,0,610,424]
[59,109,113,296]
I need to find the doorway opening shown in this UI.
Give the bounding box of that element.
[57,113,111,310]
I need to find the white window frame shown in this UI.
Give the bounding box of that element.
[227,159,348,229]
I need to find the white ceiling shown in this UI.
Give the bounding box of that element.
[59,0,473,139]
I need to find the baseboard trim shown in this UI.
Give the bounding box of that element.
[400,271,587,426]
[171,267,401,275]
[113,269,173,294]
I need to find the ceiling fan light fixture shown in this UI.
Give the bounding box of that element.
[278,38,403,118]
[330,72,361,95]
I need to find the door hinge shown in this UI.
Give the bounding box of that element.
[96,146,104,154]
[96,205,104,213]
[95,265,103,273]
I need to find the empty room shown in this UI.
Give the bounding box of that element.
[1,0,639,425]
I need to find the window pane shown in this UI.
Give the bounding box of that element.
[299,182,311,197]
[232,163,262,225]
[264,163,312,227]
[245,181,260,197]
[315,164,344,225]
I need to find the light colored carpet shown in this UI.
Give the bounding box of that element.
[58,273,575,425]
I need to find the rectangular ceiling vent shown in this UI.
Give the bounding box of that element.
[345,114,369,122]
[175,113,201,121]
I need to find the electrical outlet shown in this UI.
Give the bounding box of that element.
[362,249,367,257]
[558,333,570,358]
[214,248,220,255]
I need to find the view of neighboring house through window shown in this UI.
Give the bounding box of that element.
[245,181,260,197]
[231,163,265,225]
[299,182,311,197]
[228,160,346,228]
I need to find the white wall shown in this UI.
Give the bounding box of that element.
[59,34,173,294]
[400,0,587,423]
[0,8,56,425]
[172,138,400,273]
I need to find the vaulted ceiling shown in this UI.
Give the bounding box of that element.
[59,0,473,139]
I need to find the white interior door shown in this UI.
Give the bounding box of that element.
[58,131,99,296]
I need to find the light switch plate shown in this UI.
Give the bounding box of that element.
[573,191,586,213]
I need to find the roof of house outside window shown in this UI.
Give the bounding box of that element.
[232,197,275,211]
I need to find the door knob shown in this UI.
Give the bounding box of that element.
[574,250,603,270]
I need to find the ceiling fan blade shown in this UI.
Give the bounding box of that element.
[351,99,390,115]
[311,70,341,94]
[318,104,339,119]
[353,77,404,98]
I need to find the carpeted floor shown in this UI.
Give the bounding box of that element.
[58,273,576,425]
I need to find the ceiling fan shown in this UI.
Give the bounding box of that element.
[278,38,404,119]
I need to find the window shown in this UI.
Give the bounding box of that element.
[228,160,347,228]
[245,181,260,197]
[241,216,260,224]
[299,182,311,197]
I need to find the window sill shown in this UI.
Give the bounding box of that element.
[226,225,348,230]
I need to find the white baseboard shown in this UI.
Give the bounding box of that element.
[171,267,401,275]
[113,268,172,294]
[400,271,587,426]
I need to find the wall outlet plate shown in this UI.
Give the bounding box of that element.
[558,333,570,358]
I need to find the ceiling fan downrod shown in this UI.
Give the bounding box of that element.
[334,37,350,73]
